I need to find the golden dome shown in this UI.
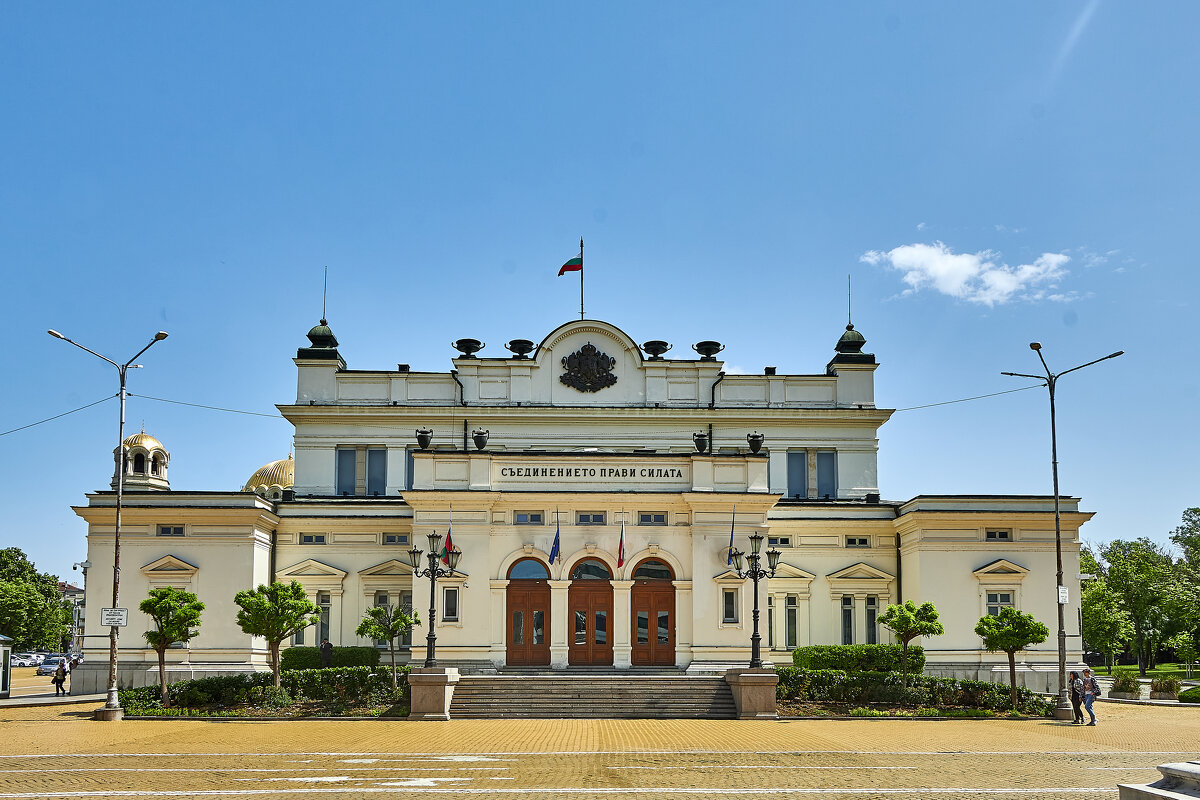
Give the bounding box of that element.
[123,431,166,452]
[243,455,294,494]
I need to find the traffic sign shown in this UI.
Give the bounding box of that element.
[100,608,129,627]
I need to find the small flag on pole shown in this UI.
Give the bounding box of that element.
[440,517,454,566]
[727,508,736,566]
[549,508,561,564]
[558,255,582,276]
[617,512,626,568]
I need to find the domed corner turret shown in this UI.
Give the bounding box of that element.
[827,323,876,372]
[113,426,171,492]
[296,318,343,361]
[243,454,294,501]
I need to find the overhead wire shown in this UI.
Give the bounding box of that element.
[128,393,285,419]
[0,394,117,437]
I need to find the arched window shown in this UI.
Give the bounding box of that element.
[133,453,146,473]
[151,455,161,476]
[570,559,611,581]
[508,559,550,580]
[632,559,673,580]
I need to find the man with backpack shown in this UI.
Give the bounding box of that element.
[1081,667,1100,726]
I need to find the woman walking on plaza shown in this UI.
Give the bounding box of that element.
[1069,671,1084,724]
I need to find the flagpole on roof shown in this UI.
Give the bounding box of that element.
[579,237,584,320]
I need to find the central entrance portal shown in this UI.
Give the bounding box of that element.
[567,558,614,666]
[506,558,551,666]
[630,558,676,666]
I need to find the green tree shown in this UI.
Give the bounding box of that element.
[234,581,319,687]
[1080,578,1133,673]
[1167,632,1199,679]
[1102,538,1182,675]
[139,587,205,706]
[1170,508,1200,567]
[877,600,944,685]
[355,603,420,689]
[975,607,1050,709]
[0,549,72,650]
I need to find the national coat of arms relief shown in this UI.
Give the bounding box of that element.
[560,342,618,392]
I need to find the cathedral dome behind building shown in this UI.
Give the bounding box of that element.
[113,427,170,491]
[243,455,294,498]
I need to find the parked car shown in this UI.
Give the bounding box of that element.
[11,653,37,667]
[36,657,66,676]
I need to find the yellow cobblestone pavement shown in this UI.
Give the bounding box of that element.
[0,700,1196,799]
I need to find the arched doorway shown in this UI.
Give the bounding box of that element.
[630,558,676,666]
[506,558,551,666]
[567,558,613,666]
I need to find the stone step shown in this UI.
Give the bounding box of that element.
[448,674,736,719]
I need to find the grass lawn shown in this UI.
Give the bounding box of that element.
[1093,662,1199,679]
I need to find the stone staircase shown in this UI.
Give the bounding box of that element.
[448,671,737,719]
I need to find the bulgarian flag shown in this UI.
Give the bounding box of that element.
[617,513,626,568]
[440,520,454,566]
[558,254,583,276]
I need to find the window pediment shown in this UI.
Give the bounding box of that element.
[358,559,414,578]
[973,558,1029,583]
[141,555,198,576]
[826,562,894,582]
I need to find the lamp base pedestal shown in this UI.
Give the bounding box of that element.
[1120,761,1200,799]
[93,707,124,722]
[724,668,778,720]
[1053,704,1075,720]
[407,667,460,721]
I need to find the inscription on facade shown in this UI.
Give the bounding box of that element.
[499,466,685,479]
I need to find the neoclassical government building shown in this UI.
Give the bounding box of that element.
[71,317,1090,693]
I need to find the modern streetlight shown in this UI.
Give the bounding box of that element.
[406,532,462,668]
[1003,342,1123,720]
[729,532,781,669]
[48,329,168,719]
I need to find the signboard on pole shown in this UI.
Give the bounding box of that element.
[1057,586,1069,605]
[100,608,129,627]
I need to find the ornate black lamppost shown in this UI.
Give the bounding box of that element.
[1002,342,1122,720]
[730,532,781,669]
[407,532,462,668]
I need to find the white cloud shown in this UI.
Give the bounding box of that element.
[916,222,927,231]
[860,241,1070,306]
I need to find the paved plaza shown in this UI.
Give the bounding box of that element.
[0,690,1196,800]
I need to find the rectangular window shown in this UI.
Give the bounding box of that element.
[442,587,459,622]
[372,592,389,646]
[987,591,1014,616]
[404,447,415,491]
[767,596,774,648]
[986,529,1012,541]
[722,588,738,623]
[336,448,356,496]
[768,535,792,548]
[576,512,605,525]
[786,595,799,649]
[514,511,544,525]
[845,536,870,548]
[638,512,667,526]
[817,451,837,499]
[638,610,650,644]
[841,595,854,645]
[317,592,331,642]
[294,627,304,646]
[367,448,387,496]
[382,533,408,545]
[400,591,413,646]
[787,451,807,499]
[866,596,878,644]
[301,534,327,544]
[156,525,184,537]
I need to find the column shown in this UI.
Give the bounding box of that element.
[549,579,570,668]
[489,580,508,669]
[612,580,633,669]
[673,580,693,667]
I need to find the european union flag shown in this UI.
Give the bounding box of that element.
[549,509,561,564]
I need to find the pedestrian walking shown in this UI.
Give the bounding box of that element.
[320,638,333,668]
[1082,667,1100,726]
[51,660,69,696]
[1069,670,1085,724]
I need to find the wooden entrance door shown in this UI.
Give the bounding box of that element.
[631,580,675,666]
[567,558,614,666]
[506,581,551,666]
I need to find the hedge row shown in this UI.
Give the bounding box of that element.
[791,644,926,673]
[1179,686,1200,704]
[776,667,1054,716]
[279,646,381,671]
[119,665,408,714]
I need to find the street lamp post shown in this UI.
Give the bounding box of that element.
[49,329,168,718]
[1003,342,1122,720]
[407,532,462,668]
[729,532,781,669]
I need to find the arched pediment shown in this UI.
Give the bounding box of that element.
[533,319,643,364]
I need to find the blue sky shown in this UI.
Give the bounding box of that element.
[1,2,1196,581]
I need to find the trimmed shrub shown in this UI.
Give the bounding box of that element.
[1178,686,1200,704]
[775,667,1054,716]
[791,644,925,673]
[1150,676,1181,694]
[280,646,381,671]
[1111,669,1140,694]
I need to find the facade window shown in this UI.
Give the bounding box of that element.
[151,455,162,475]
[722,587,739,623]
[442,586,460,622]
[986,591,1014,616]
[301,534,327,544]
[372,592,390,646]
[986,529,1012,541]
[316,592,331,642]
[157,525,184,537]
[382,533,408,545]
[400,590,413,646]
[514,511,544,525]
[638,512,667,526]
[817,451,837,498]
[336,448,356,495]
[787,451,807,499]
[576,512,605,525]
[845,536,870,548]
[786,595,799,649]
[367,448,387,496]
[841,595,854,644]
[866,596,878,644]
[767,596,774,648]
[404,447,415,491]
[768,535,792,548]
[294,627,304,646]
[133,453,146,473]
